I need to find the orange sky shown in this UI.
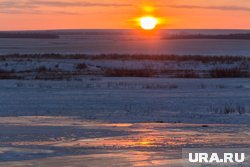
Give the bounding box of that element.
[1,0,250,30]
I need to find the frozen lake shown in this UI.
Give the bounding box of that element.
[1,29,250,56]
[0,78,250,166]
[1,29,250,166]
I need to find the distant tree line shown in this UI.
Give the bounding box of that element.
[0,32,59,39]
[164,33,250,40]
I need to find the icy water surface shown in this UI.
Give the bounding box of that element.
[0,116,249,167]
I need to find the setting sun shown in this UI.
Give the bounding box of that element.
[139,16,158,30]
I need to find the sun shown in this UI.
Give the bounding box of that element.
[140,16,158,30]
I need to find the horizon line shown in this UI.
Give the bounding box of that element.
[1,28,250,32]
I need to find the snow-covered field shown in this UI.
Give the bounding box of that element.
[0,76,249,166]
[0,54,249,79]
[0,53,250,166]
[0,78,250,124]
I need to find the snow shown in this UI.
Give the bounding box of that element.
[2,30,250,56]
[0,77,249,166]
[0,57,249,166]
[0,78,249,124]
[0,116,249,166]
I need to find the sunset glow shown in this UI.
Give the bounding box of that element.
[1,0,250,30]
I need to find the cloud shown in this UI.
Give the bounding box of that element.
[0,8,78,15]
[30,0,131,7]
[0,0,131,15]
[167,5,250,12]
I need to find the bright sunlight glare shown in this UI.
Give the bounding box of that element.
[139,16,158,30]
